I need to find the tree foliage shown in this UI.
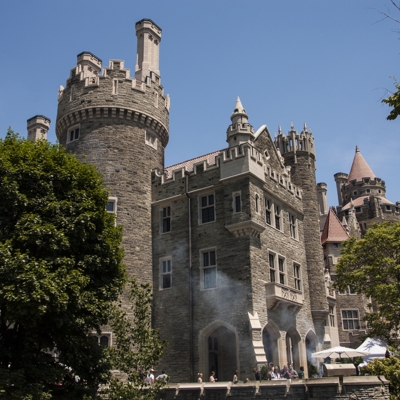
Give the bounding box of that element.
[382,81,400,120]
[102,279,167,400]
[0,130,126,398]
[334,222,400,349]
[361,356,400,400]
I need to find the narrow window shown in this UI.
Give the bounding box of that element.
[329,306,335,327]
[289,214,297,238]
[232,192,241,213]
[200,194,215,224]
[161,206,171,233]
[275,205,281,230]
[160,258,172,289]
[202,249,217,289]
[278,257,285,285]
[293,263,301,290]
[265,199,271,225]
[69,85,74,102]
[269,253,276,283]
[255,194,260,213]
[112,79,118,95]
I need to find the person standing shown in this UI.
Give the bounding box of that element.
[146,369,155,385]
[298,366,305,379]
[197,373,203,383]
[209,371,217,382]
[253,367,261,381]
[156,370,168,382]
[271,366,281,380]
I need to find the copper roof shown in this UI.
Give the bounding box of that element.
[348,146,376,182]
[342,196,393,210]
[321,207,350,245]
[164,150,222,178]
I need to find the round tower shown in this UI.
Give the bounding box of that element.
[27,115,51,142]
[56,19,170,284]
[275,123,328,331]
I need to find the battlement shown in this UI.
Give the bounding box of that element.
[343,176,385,189]
[56,54,170,146]
[27,115,51,141]
[156,143,302,200]
[275,124,316,159]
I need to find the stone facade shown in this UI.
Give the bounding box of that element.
[50,19,389,384]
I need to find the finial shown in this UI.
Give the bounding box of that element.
[291,122,294,130]
[355,145,360,153]
[278,125,282,135]
[234,97,245,113]
[303,122,308,132]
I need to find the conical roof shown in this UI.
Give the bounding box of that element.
[348,146,376,182]
[321,207,350,245]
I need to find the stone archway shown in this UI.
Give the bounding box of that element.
[305,329,318,375]
[199,322,239,381]
[262,321,280,366]
[286,327,301,370]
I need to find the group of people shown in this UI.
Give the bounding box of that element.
[145,369,169,385]
[254,363,305,381]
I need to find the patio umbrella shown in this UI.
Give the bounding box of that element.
[311,346,368,360]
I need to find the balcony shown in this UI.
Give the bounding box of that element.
[265,282,303,312]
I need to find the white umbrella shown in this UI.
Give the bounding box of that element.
[311,346,368,360]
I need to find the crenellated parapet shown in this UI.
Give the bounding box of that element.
[339,177,386,206]
[274,123,316,163]
[154,143,303,201]
[56,53,170,146]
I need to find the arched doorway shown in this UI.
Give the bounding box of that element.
[199,322,238,381]
[262,322,280,366]
[306,331,318,364]
[286,327,301,370]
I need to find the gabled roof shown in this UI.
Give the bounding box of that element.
[348,146,376,182]
[321,207,350,245]
[164,150,221,178]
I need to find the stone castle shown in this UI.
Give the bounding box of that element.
[26,19,400,383]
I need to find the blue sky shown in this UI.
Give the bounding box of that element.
[1,0,399,207]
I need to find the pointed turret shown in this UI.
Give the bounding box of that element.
[348,146,376,182]
[226,97,254,147]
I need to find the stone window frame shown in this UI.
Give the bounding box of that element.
[289,213,298,240]
[106,197,118,214]
[199,193,215,225]
[268,251,286,285]
[91,332,112,347]
[255,193,260,214]
[200,247,217,290]
[112,79,118,95]
[159,256,172,290]
[67,124,80,143]
[264,196,283,233]
[145,131,157,150]
[160,205,171,234]
[232,191,242,214]
[341,309,360,330]
[293,262,302,291]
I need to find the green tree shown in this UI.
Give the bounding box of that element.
[102,279,167,400]
[334,222,400,349]
[361,356,400,400]
[382,80,400,120]
[0,130,126,398]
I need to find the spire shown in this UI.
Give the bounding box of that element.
[226,97,254,146]
[230,97,249,123]
[348,146,376,182]
[321,207,350,245]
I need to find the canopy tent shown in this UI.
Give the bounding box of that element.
[356,337,388,362]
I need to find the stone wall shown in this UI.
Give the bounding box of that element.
[151,376,389,400]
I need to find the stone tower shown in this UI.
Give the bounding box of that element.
[27,115,51,141]
[56,19,170,284]
[275,124,329,337]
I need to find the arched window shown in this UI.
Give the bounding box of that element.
[100,336,109,347]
